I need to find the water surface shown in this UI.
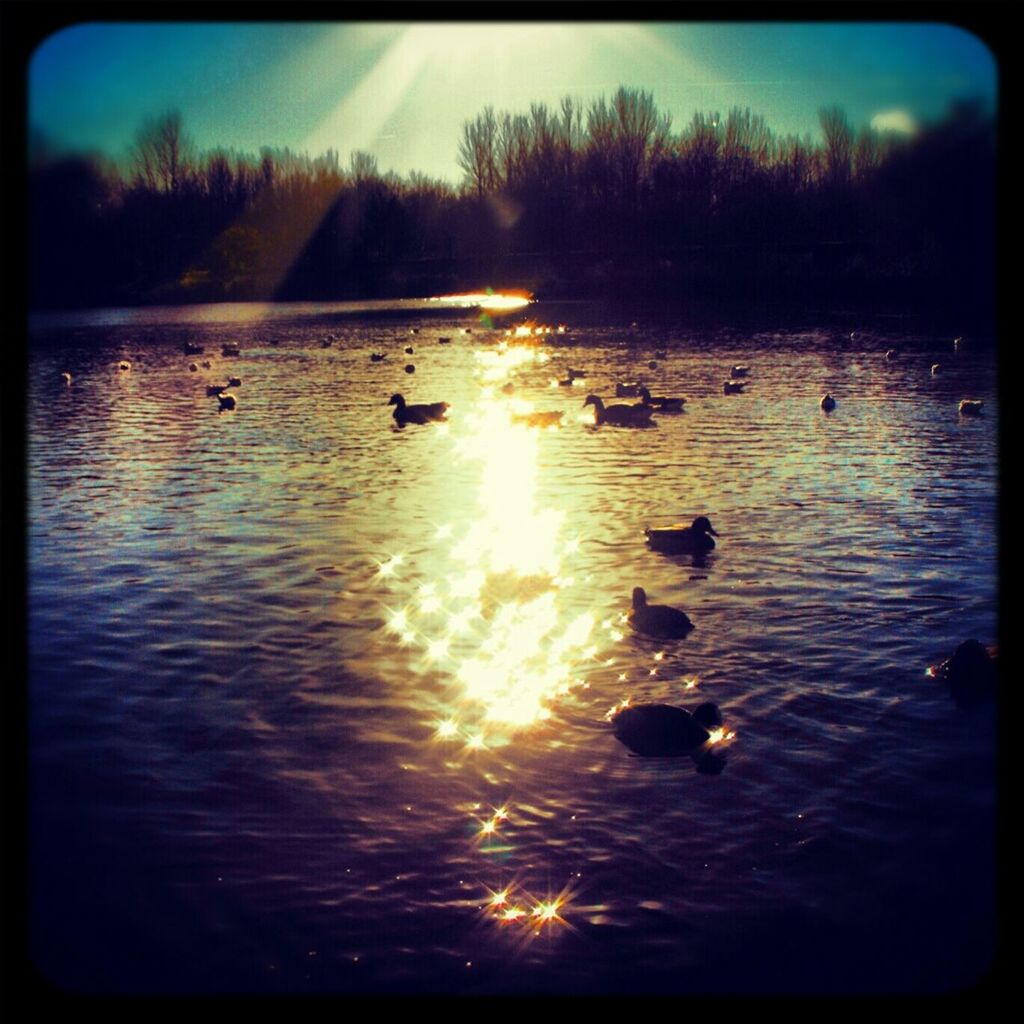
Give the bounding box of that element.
[28,302,998,994]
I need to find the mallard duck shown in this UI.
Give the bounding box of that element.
[627,587,693,638]
[511,410,563,428]
[645,515,718,555]
[639,386,686,412]
[218,392,237,411]
[584,394,654,427]
[730,365,749,377]
[723,380,745,394]
[388,393,449,426]
[959,399,983,416]
[820,393,836,412]
[612,701,722,756]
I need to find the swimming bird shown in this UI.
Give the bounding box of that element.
[371,352,386,362]
[118,360,131,371]
[222,343,241,357]
[931,364,942,375]
[612,701,722,756]
[567,367,586,379]
[227,377,241,387]
[654,350,668,360]
[615,382,644,398]
[405,346,414,354]
[321,339,333,348]
[645,515,719,555]
[61,371,72,385]
[648,360,658,370]
[410,328,419,335]
[723,380,745,394]
[639,386,686,412]
[584,394,655,427]
[438,337,451,344]
[820,393,837,412]
[388,393,449,426]
[183,341,204,355]
[730,365,749,377]
[959,399,983,416]
[218,392,237,411]
[511,410,563,429]
[928,639,997,709]
[405,364,416,374]
[627,587,694,638]
[885,349,898,360]
[206,384,228,397]
[201,360,211,369]
[189,363,198,372]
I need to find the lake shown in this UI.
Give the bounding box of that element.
[26,300,999,994]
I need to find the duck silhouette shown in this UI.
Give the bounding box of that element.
[612,701,722,756]
[615,382,644,398]
[628,587,694,638]
[959,399,983,417]
[388,393,449,426]
[584,394,655,427]
[639,386,686,412]
[723,380,746,394]
[929,639,997,708]
[820,393,837,412]
[730,365,750,378]
[645,516,718,555]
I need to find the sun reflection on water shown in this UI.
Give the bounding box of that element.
[375,344,610,734]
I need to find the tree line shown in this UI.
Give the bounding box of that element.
[29,87,995,316]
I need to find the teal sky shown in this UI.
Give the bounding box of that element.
[29,21,997,183]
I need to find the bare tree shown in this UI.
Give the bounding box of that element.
[130,111,192,193]
[819,106,853,186]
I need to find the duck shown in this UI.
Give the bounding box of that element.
[730,365,750,377]
[612,701,722,757]
[931,364,942,375]
[201,360,211,369]
[438,337,451,344]
[584,394,655,427]
[567,367,586,379]
[627,587,694,638]
[118,360,131,371]
[218,392,237,411]
[405,364,416,374]
[820,393,837,412]
[723,380,745,394]
[647,360,659,370]
[959,399,983,416]
[320,338,333,348]
[222,343,241,357]
[183,342,204,356]
[228,377,241,387]
[885,348,898,360]
[370,352,386,362]
[639,386,686,412]
[405,346,414,354]
[388,393,449,426]
[654,350,668,360]
[188,363,198,372]
[615,382,644,398]
[206,384,228,397]
[61,371,72,385]
[928,639,997,709]
[410,328,420,335]
[511,410,563,429]
[645,515,719,555]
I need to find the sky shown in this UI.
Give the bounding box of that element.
[29,21,997,184]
